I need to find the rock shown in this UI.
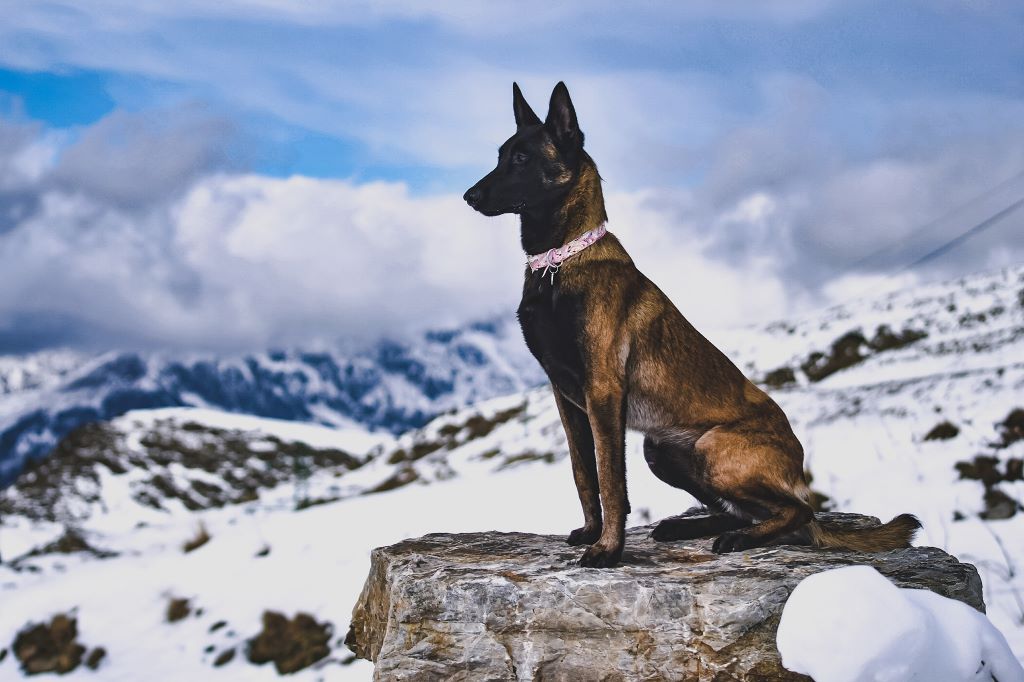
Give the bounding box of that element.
[11,614,87,675]
[85,647,106,671]
[166,597,191,623]
[213,648,236,667]
[247,611,333,674]
[347,513,983,681]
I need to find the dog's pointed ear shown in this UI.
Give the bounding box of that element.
[513,82,541,129]
[545,81,582,149]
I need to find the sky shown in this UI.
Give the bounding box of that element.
[0,0,1022,352]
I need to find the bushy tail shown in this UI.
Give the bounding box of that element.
[808,513,921,552]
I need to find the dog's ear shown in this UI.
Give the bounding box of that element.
[513,82,541,129]
[545,81,582,149]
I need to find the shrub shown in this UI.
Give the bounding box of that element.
[761,366,796,388]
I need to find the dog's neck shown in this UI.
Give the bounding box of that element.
[519,154,608,255]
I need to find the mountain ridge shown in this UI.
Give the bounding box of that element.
[0,316,544,485]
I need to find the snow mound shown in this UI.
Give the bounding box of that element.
[776,565,1024,682]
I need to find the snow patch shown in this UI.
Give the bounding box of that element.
[777,565,1024,682]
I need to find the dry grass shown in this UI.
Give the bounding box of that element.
[182,523,211,553]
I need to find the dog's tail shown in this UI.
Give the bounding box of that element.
[807,513,921,552]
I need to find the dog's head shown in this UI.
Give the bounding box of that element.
[463,82,584,216]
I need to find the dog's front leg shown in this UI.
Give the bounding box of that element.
[578,379,627,568]
[552,389,602,546]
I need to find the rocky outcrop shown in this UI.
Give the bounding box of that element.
[347,513,983,681]
[11,613,106,676]
[247,611,334,675]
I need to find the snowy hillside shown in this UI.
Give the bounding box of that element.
[1,264,1022,679]
[0,316,544,485]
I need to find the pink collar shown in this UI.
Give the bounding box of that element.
[527,224,607,281]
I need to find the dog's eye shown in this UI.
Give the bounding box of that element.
[511,151,529,165]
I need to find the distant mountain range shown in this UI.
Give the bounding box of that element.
[5,261,1024,489]
[0,317,544,485]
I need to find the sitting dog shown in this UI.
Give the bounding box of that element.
[464,82,919,568]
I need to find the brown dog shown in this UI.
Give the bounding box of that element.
[464,82,919,567]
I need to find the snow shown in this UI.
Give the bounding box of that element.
[0,425,599,681]
[115,407,391,455]
[777,565,1024,682]
[2,264,1024,678]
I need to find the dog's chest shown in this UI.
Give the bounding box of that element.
[517,281,587,405]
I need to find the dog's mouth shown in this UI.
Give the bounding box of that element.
[475,201,527,217]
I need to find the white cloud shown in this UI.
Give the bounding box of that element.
[0,157,810,351]
[2,86,1023,352]
[172,174,526,346]
[0,3,845,178]
[0,1,842,36]
[605,190,796,331]
[51,106,236,207]
[163,175,799,347]
[1,2,1023,352]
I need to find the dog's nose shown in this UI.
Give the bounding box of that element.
[463,187,482,208]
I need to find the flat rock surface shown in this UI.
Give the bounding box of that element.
[347,513,984,681]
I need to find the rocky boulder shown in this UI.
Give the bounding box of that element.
[347,513,983,681]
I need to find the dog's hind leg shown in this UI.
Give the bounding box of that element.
[710,495,812,553]
[643,436,753,541]
[694,425,814,554]
[651,512,751,541]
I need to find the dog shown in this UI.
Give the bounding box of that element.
[464,82,920,568]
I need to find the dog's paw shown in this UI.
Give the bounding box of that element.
[712,530,755,554]
[566,525,601,546]
[577,541,623,568]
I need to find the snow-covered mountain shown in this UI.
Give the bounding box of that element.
[1,264,1022,679]
[0,317,544,485]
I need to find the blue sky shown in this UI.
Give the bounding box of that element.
[2,1,1021,187]
[0,1,1022,351]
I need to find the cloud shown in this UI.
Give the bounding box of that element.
[605,190,797,330]
[0,1,843,37]
[0,165,798,352]
[50,105,237,208]
[3,0,1018,185]
[0,104,802,351]
[686,77,1024,289]
[0,83,1023,354]
[0,114,59,234]
[0,3,1022,352]
[170,174,527,347]
[0,112,530,351]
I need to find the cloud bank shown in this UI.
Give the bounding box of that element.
[0,1,1022,352]
[1,93,1022,353]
